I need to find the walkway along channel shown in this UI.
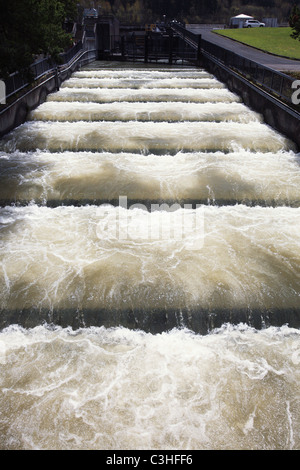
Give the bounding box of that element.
[171,22,300,150]
[1,22,300,148]
[0,47,97,138]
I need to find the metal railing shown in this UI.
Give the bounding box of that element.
[170,23,199,49]
[60,40,83,66]
[110,31,199,64]
[201,38,296,104]
[171,22,298,106]
[4,40,86,99]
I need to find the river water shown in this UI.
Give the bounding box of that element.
[0,62,299,450]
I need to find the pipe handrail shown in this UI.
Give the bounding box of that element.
[170,22,297,105]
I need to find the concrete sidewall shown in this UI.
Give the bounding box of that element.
[1,54,300,151]
[0,58,86,138]
[203,55,300,150]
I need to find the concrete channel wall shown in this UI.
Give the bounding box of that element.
[202,52,300,151]
[1,36,299,151]
[0,50,96,139]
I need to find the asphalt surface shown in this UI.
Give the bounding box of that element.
[187,25,300,72]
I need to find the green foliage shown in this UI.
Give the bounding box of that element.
[216,27,300,59]
[106,0,295,22]
[1,0,298,78]
[94,0,297,24]
[0,0,77,78]
[289,3,300,39]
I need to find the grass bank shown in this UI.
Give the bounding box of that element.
[215,27,300,60]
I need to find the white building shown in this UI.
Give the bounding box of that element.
[230,14,254,28]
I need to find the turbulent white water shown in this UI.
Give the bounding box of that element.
[0,323,299,450]
[72,68,214,79]
[0,62,299,450]
[61,77,225,89]
[0,121,291,154]
[29,101,262,123]
[1,149,300,205]
[45,86,240,103]
[0,204,300,314]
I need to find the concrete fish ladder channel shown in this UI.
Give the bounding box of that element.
[0,63,300,452]
[0,63,299,332]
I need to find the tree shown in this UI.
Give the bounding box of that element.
[0,0,78,79]
[289,3,300,40]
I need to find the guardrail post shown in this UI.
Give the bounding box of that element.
[197,35,202,65]
[55,67,60,91]
[121,35,125,61]
[270,71,274,91]
[279,75,284,96]
[144,32,149,63]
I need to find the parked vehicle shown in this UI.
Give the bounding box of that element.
[244,19,265,27]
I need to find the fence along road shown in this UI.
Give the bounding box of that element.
[173,23,300,115]
[187,24,300,72]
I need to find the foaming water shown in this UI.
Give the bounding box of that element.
[0,204,300,319]
[29,101,260,123]
[46,87,239,103]
[0,324,299,450]
[61,77,225,89]
[1,62,300,451]
[0,121,291,153]
[73,68,214,79]
[1,150,300,206]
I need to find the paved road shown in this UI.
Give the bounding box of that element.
[187,25,300,72]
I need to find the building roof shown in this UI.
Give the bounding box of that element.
[231,14,254,19]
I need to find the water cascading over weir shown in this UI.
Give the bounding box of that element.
[1,61,300,451]
[0,61,300,334]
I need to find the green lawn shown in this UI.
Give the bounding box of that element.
[215,27,300,60]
